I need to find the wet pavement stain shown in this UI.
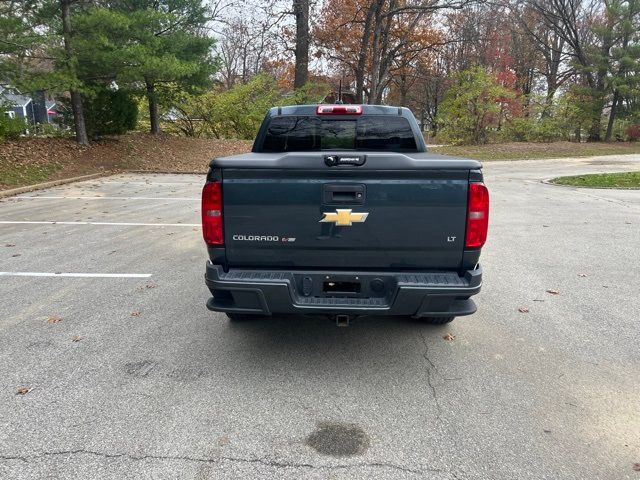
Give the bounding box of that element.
[305,421,370,457]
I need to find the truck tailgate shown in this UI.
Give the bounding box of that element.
[222,168,470,270]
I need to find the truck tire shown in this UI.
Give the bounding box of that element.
[422,316,455,325]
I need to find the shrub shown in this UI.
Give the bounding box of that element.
[499,115,568,143]
[625,125,640,141]
[83,88,138,138]
[36,123,71,138]
[201,75,281,139]
[166,77,329,139]
[529,117,566,142]
[500,118,531,142]
[436,67,516,145]
[0,114,26,141]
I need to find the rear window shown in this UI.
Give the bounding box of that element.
[260,116,419,152]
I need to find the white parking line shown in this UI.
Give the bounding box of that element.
[0,221,200,227]
[13,196,199,201]
[0,272,152,278]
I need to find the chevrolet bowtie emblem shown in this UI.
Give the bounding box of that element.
[319,209,369,226]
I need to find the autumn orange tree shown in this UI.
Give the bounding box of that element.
[315,0,456,104]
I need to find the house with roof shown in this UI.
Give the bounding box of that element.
[1,86,57,124]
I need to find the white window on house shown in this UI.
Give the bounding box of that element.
[4,111,15,119]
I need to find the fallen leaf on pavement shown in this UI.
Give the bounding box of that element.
[5,243,15,247]
[131,310,141,317]
[578,273,588,277]
[72,335,82,342]
[632,463,640,471]
[443,333,455,341]
[518,307,530,313]
[218,435,229,446]
[546,289,560,295]
[11,253,21,257]
[543,429,551,434]
[16,387,33,395]
[47,315,62,324]
[146,283,157,289]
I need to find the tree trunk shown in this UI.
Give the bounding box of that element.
[372,0,397,104]
[604,5,633,142]
[355,0,380,103]
[69,91,88,143]
[146,79,160,135]
[588,12,616,142]
[292,0,309,90]
[60,0,88,145]
[399,75,408,107]
[541,35,563,119]
[541,88,556,119]
[587,97,603,142]
[605,90,619,142]
[432,102,438,135]
[368,2,384,104]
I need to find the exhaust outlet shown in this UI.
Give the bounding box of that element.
[335,314,350,327]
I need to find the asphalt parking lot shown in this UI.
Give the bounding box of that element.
[1,156,639,480]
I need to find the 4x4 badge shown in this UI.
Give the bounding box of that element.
[319,209,369,226]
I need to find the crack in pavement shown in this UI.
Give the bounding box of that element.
[418,329,443,421]
[415,332,467,480]
[0,450,437,475]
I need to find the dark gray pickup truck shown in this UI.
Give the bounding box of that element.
[202,104,488,325]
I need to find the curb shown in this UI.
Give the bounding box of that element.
[0,173,106,198]
[540,178,559,186]
[540,177,638,190]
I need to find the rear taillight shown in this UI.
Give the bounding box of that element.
[465,182,489,249]
[202,181,223,245]
[316,105,363,115]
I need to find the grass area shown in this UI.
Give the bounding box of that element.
[550,171,640,189]
[0,162,63,186]
[430,141,640,161]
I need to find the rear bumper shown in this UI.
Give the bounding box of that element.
[205,263,482,318]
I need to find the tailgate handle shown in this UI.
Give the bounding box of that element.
[323,184,365,205]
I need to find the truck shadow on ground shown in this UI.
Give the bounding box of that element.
[203,313,454,376]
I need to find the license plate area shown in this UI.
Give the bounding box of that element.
[323,280,361,295]
[294,273,395,300]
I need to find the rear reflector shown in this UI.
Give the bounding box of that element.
[202,181,223,245]
[465,182,489,248]
[317,105,363,115]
